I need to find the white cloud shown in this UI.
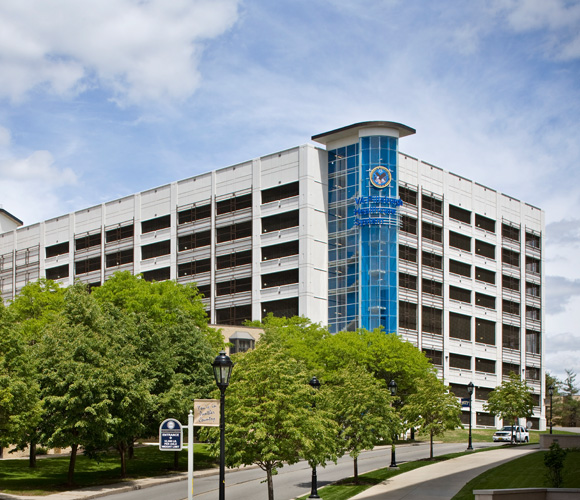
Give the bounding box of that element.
[0,126,10,147]
[489,0,580,60]
[544,332,580,381]
[0,150,77,186]
[0,0,240,105]
[0,127,78,224]
[545,276,580,315]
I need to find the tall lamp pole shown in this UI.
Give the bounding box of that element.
[548,385,554,434]
[388,379,398,468]
[212,351,234,500]
[308,376,321,499]
[467,382,474,451]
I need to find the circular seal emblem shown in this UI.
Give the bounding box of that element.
[369,166,392,189]
[167,421,176,429]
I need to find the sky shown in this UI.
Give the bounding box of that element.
[0,0,579,382]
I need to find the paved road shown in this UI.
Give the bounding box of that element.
[104,442,498,500]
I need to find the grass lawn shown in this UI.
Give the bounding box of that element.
[431,428,577,445]
[452,449,580,500]
[295,460,436,500]
[428,428,497,443]
[0,444,215,495]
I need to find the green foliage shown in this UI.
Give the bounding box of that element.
[92,271,221,347]
[322,328,434,403]
[324,364,398,479]
[544,441,568,488]
[2,273,215,482]
[0,302,43,451]
[248,314,329,373]
[37,284,136,482]
[402,373,463,459]
[93,272,216,435]
[561,369,580,427]
[203,341,339,500]
[484,372,535,433]
[8,279,66,343]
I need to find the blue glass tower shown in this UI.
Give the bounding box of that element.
[312,122,415,334]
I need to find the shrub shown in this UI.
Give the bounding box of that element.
[544,441,568,487]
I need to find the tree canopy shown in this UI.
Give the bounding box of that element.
[203,341,340,500]
[324,364,397,481]
[402,373,462,459]
[2,273,217,482]
[484,372,534,442]
[561,369,579,427]
[0,302,42,457]
[322,328,435,402]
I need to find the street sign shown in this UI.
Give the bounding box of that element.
[194,399,220,427]
[461,397,471,408]
[159,418,183,451]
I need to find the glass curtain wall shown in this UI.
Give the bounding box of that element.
[328,143,359,333]
[358,135,399,333]
[327,135,400,334]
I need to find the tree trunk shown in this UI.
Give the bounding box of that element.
[0,446,3,459]
[67,443,78,486]
[354,456,359,484]
[266,465,275,500]
[29,441,37,468]
[430,430,434,460]
[117,443,127,478]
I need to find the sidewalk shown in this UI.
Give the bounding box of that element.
[0,468,216,500]
[350,445,538,500]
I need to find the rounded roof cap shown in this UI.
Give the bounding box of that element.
[312,121,415,145]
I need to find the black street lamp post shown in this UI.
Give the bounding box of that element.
[467,382,474,451]
[388,379,398,468]
[308,376,321,499]
[548,385,554,434]
[212,351,234,500]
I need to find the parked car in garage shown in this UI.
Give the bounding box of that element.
[492,425,529,443]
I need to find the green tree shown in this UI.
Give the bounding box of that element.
[248,314,328,373]
[484,372,535,443]
[38,284,119,485]
[37,283,156,483]
[203,342,339,500]
[97,312,153,477]
[545,372,563,427]
[402,373,462,459]
[322,328,434,403]
[92,271,221,348]
[0,303,42,461]
[5,279,65,466]
[9,279,66,342]
[561,369,579,427]
[325,364,398,482]
[94,273,216,444]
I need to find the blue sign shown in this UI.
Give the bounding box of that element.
[461,398,471,409]
[159,418,183,451]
